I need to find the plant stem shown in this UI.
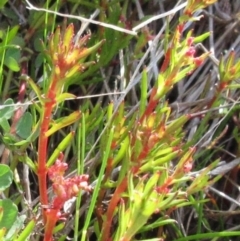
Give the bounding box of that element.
[37,78,57,220]
[100,177,128,241]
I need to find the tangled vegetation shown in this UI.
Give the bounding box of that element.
[1,0,240,240]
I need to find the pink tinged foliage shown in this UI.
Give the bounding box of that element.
[155,176,173,194]
[185,46,196,58]
[48,155,91,210]
[183,160,193,173]
[184,35,209,67]
[184,0,217,16]
[193,54,209,67]
[37,24,104,240]
[187,37,194,46]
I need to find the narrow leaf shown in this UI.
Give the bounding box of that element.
[45,111,81,137]
[47,132,75,167]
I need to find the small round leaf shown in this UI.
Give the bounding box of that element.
[16,112,33,139]
[0,200,18,231]
[4,56,20,72]
[0,98,15,120]
[0,164,13,192]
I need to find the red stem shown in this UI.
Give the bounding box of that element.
[160,48,171,72]
[44,209,60,241]
[38,106,52,201]
[100,177,128,241]
[37,78,57,221]
[140,87,158,123]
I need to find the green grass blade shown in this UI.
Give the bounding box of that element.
[80,126,114,241]
[175,231,240,241]
[74,113,85,241]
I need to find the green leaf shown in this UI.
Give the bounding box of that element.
[55,93,76,105]
[5,47,21,63]
[0,117,10,132]
[63,24,74,52]
[0,227,6,240]
[165,115,189,134]
[107,102,114,122]
[5,215,26,241]
[34,38,44,52]
[113,136,130,166]
[18,155,37,173]
[47,132,75,167]
[34,53,44,69]
[0,164,13,192]
[4,55,20,72]
[174,231,240,241]
[16,218,36,241]
[143,171,160,197]
[14,121,40,146]
[45,111,81,137]
[6,25,19,44]
[193,32,210,43]
[0,0,8,9]
[23,76,43,104]
[1,133,18,146]
[0,98,15,120]
[16,112,33,139]
[78,39,105,60]
[0,199,18,230]
[49,26,60,54]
